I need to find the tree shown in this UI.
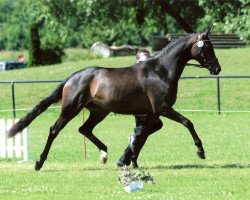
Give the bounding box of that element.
[28,22,41,66]
[39,0,198,47]
[198,0,250,41]
[0,0,249,51]
[155,0,194,33]
[0,0,30,50]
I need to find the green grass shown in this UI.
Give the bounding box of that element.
[0,48,250,199]
[0,48,102,65]
[0,50,29,61]
[0,112,249,199]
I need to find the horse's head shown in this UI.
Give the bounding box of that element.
[191,28,221,75]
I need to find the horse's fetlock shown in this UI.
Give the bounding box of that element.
[100,150,108,164]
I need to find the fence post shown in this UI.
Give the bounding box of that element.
[7,119,14,157]
[0,119,6,158]
[22,124,29,161]
[0,119,29,161]
[11,81,16,118]
[216,77,221,114]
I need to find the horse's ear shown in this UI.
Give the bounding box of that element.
[205,27,213,36]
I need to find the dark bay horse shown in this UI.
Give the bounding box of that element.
[8,28,221,171]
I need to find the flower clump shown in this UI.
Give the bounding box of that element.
[118,167,154,186]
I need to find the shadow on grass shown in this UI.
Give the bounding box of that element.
[42,166,106,173]
[41,163,250,173]
[144,163,250,170]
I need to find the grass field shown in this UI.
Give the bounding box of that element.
[0,47,250,199]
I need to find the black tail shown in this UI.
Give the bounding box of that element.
[8,79,67,138]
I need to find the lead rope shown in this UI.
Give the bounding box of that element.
[82,109,86,159]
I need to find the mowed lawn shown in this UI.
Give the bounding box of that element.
[0,47,250,199]
[0,112,249,200]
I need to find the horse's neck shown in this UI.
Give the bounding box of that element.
[160,40,192,80]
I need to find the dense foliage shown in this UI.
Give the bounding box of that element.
[198,0,250,41]
[0,0,249,51]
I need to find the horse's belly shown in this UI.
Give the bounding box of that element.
[92,96,153,114]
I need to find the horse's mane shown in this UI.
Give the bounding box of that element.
[160,34,194,56]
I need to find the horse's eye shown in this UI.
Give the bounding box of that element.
[205,42,210,47]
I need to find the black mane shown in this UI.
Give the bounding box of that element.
[160,35,191,55]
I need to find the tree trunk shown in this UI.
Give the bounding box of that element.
[28,22,41,67]
[135,2,148,45]
[155,0,194,33]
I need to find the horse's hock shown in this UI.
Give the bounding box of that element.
[152,33,247,51]
[90,42,139,58]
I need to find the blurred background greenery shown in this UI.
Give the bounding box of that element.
[0,0,249,52]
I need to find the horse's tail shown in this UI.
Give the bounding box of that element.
[8,79,68,138]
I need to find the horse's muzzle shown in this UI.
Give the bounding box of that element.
[209,60,221,75]
[210,66,221,75]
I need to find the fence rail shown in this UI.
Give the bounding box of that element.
[0,75,250,117]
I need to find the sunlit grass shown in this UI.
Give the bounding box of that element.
[0,112,249,200]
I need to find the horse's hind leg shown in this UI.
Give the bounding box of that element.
[35,87,86,171]
[79,109,110,163]
[35,115,69,171]
[35,103,85,171]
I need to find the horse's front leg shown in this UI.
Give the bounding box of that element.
[161,108,205,159]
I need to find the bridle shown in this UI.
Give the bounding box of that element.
[187,39,218,69]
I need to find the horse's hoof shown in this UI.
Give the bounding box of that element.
[100,150,108,164]
[116,161,126,170]
[132,162,139,169]
[34,161,42,171]
[197,150,206,159]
